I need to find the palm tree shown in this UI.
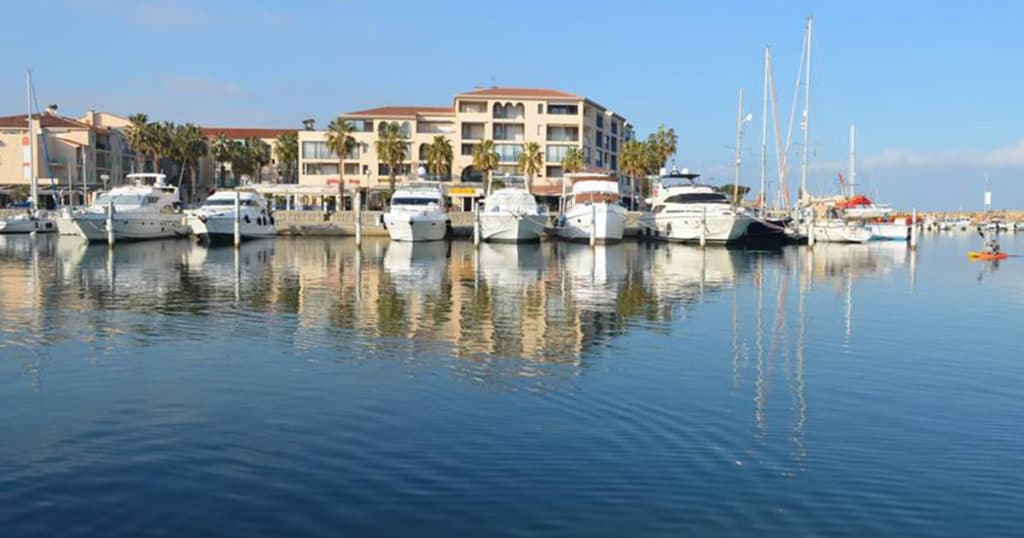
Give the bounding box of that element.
[210,133,232,187]
[147,121,176,174]
[126,113,149,173]
[517,141,542,194]
[375,122,407,192]
[619,140,648,209]
[228,140,253,178]
[561,146,585,175]
[471,139,499,194]
[642,141,662,197]
[171,123,208,202]
[274,131,299,183]
[247,137,271,183]
[647,124,678,169]
[425,135,453,180]
[325,116,357,192]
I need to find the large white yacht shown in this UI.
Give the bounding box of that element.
[556,172,627,243]
[639,169,753,244]
[383,182,451,242]
[187,190,277,244]
[478,175,546,243]
[69,173,188,242]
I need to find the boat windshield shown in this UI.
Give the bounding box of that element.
[392,197,439,206]
[664,193,729,204]
[94,193,146,206]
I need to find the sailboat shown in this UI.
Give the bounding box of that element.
[0,70,55,234]
[810,125,876,243]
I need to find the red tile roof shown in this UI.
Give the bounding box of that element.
[0,113,92,130]
[457,87,581,99]
[202,127,297,139]
[343,106,455,118]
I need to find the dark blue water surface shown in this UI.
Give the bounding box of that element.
[1,233,1021,537]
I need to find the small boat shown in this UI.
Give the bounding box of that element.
[812,218,874,243]
[187,190,277,244]
[478,175,546,243]
[383,182,451,242]
[0,210,56,234]
[557,172,627,244]
[870,217,911,241]
[968,251,1008,261]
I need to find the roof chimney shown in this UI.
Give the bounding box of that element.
[302,118,315,131]
[46,104,58,115]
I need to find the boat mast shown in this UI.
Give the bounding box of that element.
[733,88,744,204]
[800,16,813,203]
[27,69,37,212]
[849,124,856,198]
[759,46,769,211]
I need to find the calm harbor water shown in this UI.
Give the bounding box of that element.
[1,233,1022,537]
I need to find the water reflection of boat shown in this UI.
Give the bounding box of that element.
[477,243,544,290]
[382,240,448,291]
[559,243,629,310]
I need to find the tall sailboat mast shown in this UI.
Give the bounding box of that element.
[27,69,38,212]
[799,16,813,202]
[759,46,769,210]
[849,124,856,198]
[733,88,744,204]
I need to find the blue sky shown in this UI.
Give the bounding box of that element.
[4,0,1023,209]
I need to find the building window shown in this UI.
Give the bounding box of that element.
[546,165,564,178]
[343,163,360,175]
[537,104,544,114]
[400,121,411,138]
[458,100,487,113]
[545,145,570,162]
[461,123,484,140]
[303,163,339,175]
[494,144,523,162]
[379,163,411,176]
[595,131,603,148]
[611,155,618,170]
[302,141,337,159]
[547,104,578,115]
[461,143,476,156]
[546,126,579,142]
[596,114,604,128]
[493,123,524,141]
[610,138,617,152]
[611,121,618,135]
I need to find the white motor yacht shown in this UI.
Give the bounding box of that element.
[812,219,874,243]
[556,172,627,243]
[639,169,753,244]
[187,190,277,244]
[478,176,546,243]
[0,210,56,234]
[69,173,188,242]
[383,182,451,242]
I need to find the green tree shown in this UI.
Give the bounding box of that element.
[210,133,232,187]
[642,141,662,196]
[375,122,408,192]
[719,184,751,200]
[274,131,299,183]
[126,113,149,173]
[324,116,357,192]
[228,140,254,179]
[646,124,678,169]
[150,121,176,173]
[561,146,585,175]
[171,123,208,201]
[247,137,271,183]
[472,139,499,194]
[619,140,649,209]
[517,141,542,194]
[425,135,453,180]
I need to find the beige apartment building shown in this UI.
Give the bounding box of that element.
[298,87,632,209]
[0,108,133,206]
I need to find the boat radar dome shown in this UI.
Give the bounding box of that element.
[417,165,427,177]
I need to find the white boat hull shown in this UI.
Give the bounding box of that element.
[187,215,277,243]
[557,203,627,243]
[641,212,753,243]
[384,213,450,242]
[71,213,189,242]
[870,223,910,241]
[813,221,873,243]
[0,216,56,234]
[479,212,546,242]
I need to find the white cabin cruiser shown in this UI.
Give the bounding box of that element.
[639,169,753,244]
[812,218,874,243]
[478,176,546,243]
[187,190,277,244]
[69,173,188,242]
[0,210,56,234]
[556,172,627,243]
[383,182,451,242]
